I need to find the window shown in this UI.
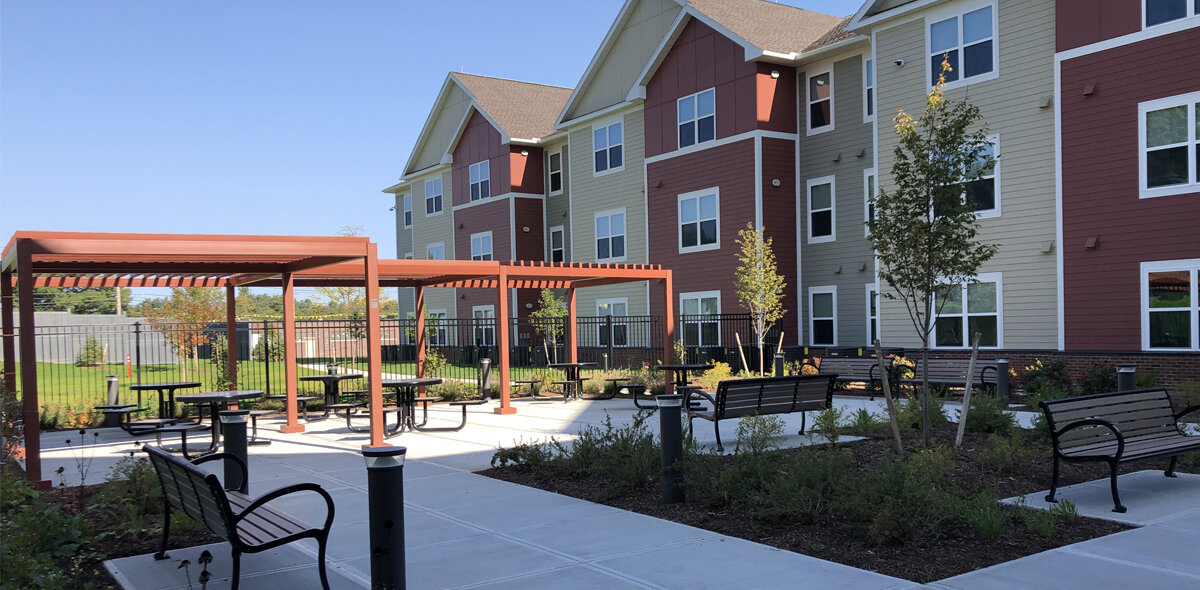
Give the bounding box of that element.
[595,209,626,261]
[404,252,413,260]
[1142,259,1200,350]
[472,306,495,347]
[809,286,837,346]
[678,188,719,253]
[1139,91,1200,199]
[808,176,836,243]
[864,58,875,121]
[469,160,490,201]
[1145,0,1199,27]
[597,298,629,347]
[864,169,876,236]
[678,88,716,148]
[470,232,492,261]
[928,2,996,88]
[426,242,445,260]
[680,292,720,347]
[427,310,448,347]
[548,151,563,195]
[593,120,624,174]
[966,137,999,215]
[402,195,412,228]
[424,178,443,215]
[866,284,880,346]
[934,274,1002,348]
[807,69,833,134]
[549,226,565,262]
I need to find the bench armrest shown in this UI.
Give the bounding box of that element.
[192,452,249,493]
[978,364,998,386]
[1175,405,1200,423]
[686,390,716,412]
[235,482,335,533]
[1053,418,1126,460]
[801,359,819,373]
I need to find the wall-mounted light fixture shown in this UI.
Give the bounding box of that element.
[771,178,781,187]
[457,223,464,229]
[525,303,533,309]
[520,149,529,157]
[894,59,905,68]
[770,69,780,79]
[522,226,530,233]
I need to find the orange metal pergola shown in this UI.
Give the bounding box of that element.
[1,232,675,486]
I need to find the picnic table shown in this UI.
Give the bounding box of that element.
[174,390,264,457]
[547,362,597,401]
[646,363,713,411]
[129,381,201,419]
[381,378,444,433]
[299,373,364,419]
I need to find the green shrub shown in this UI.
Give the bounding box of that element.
[210,335,232,391]
[847,408,881,436]
[1019,505,1057,538]
[251,330,285,362]
[1012,357,1070,395]
[1049,499,1079,524]
[1076,362,1117,394]
[735,414,785,454]
[810,406,844,444]
[962,393,1016,435]
[75,335,106,367]
[896,392,949,429]
[1024,384,1071,410]
[962,490,1007,541]
[427,379,479,401]
[1135,370,1159,389]
[978,433,1043,474]
[698,362,733,392]
[554,413,660,500]
[490,439,554,470]
[422,347,447,377]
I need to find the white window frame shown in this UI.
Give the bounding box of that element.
[549,225,565,263]
[925,0,999,92]
[807,175,836,244]
[809,286,838,347]
[472,305,496,347]
[1143,0,1200,28]
[424,177,443,216]
[469,160,491,201]
[866,283,880,347]
[426,241,445,260]
[863,57,875,122]
[680,291,721,348]
[1141,259,1200,351]
[594,207,627,262]
[932,272,1004,349]
[677,88,716,148]
[1138,91,1200,199]
[470,231,493,261]
[403,251,413,260]
[427,309,449,347]
[806,66,835,136]
[592,117,625,177]
[596,297,630,348]
[677,187,721,254]
[402,195,412,228]
[864,168,876,237]
[968,134,1001,218]
[548,149,564,196]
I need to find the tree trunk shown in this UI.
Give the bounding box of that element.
[758,337,765,376]
[921,345,930,447]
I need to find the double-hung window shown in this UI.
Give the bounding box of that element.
[426,242,445,260]
[549,226,565,262]
[427,310,448,347]
[864,169,876,236]
[809,287,837,346]
[928,2,996,88]
[808,176,836,243]
[966,137,999,215]
[597,298,629,347]
[807,69,833,134]
[470,232,492,261]
[473,306,495,347]
[678,188,719,252]
[866,284,880,346]
[680,292,720,347]
[595,209,626,261]
[402,195,412,228]
[678,88,715,148]
[548,151,563,195]
[1143,259,1200,350]
[593,121,624,174]
[864,58,875,120]
[1140,91,1200,198]
[1145,0,1199,27]
[934,273,1002,348]
[424,178,442,215]
[469,160,490,201]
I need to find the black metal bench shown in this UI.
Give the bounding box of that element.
[804,356,893,400]
[144,445,335,589]
[685,374,837,451]
[1040,388,1200,512]
[896,358,997,393]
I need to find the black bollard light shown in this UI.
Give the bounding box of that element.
[103,376,121,428]
[363,446,407,590]
[656,394,684,504]
[995,359,1010,399]
[1117,364,1136,392]
[218,410,250,493]
[774,354,785,377]
[479,358,492,400]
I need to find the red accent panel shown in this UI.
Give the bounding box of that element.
[454,199,512,263]
[1060,28,1200,350]
[452,111,509,206]
[513,198,546,261]
[1057,0,1142,52]
[756,62,796,133]
[761,136,797,344]
[509,146,544,194]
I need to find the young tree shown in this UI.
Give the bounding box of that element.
[868,60,999,445]
[528,289,567,365]
[733,223,787,376]
[142,288,223,378]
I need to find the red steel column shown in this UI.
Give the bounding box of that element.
[494,267,515,414]
[225,284,238,395]
[280,272,304,433]
[16,242,48,486]
[1,270,15,394]
[415,287,426,378]
[567,288,577,364]
[364,244,385,447]
[663,272,675,395]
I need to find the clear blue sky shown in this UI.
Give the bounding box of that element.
[1,0,853,303]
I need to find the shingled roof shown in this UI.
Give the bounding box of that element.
[451,72,573,142]
[686,0,849,57]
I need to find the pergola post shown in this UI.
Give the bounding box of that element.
[415,287,426,378]
[364,244,385,447]
[494,267,515,414]
[16,242,47,486]
[566,288,577,364]
[1,270,15,394]
[663,273,675,395]
[280,272,304,434]
[225,285,238,393]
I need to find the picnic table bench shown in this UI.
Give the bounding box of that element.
[895,357,998,393]
[1040,388,1200,513]
[685,374,837,451]
[804,356,893,400]
[144,445,334,589]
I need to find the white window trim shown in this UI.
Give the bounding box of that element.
[594,207,627,262]
[592,116,626,177]
[403,251,413,260]
[932,272,1004,349]
[549,225,565,262]
[924,0,1000,92]
[809,285,838,347]
[469,160,491,202]
[424,178,444,217]
[1141,258,1200,351]
[427,308,450,347]
[807,175,837,244]
[426,241,445,260]
[866,283,880,347]
[679,290,722,347]
[1143,0,1200,29]
[472,305,496,347]
[402,195,412,229]
[677,88,716,148]
[863,56,875,123]
[973,134,1002,219]
[805,66,835,136]
[677,187,721,254]
[596,297,630,348]
[1138,90,1200,199]
[470,231,493,261]
[548,149,564,196]
[863,168,876,237]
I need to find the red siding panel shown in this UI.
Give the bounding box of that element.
[451,111,509,206]
[1057,0,1141,51]
[454,199,511,262]
[509,146,544,195]
[513,198,545,261]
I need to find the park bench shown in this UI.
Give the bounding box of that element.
[685,374,837,452]
[143,445,335,589]
[804,356,893,400]
[895,357,998,394]
[1040,388,1200,513]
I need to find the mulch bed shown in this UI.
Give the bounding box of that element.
[477,423,1185,583]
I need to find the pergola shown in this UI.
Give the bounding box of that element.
[2,231,675,485]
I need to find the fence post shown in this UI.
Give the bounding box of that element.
[263,322,272,397]
[134,322,143,386]
[605,315,614,366]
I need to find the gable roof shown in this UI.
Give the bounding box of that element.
[848,0,934,31]
[451,73,572,143]
[685,0,847,58]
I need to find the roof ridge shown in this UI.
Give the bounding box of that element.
[450,71,572,92]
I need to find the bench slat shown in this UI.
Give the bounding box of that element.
[1045,390,1165,413]
[1050,397,1172,422]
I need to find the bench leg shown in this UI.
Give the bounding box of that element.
[1165,456,1178,478]
[1045,455,1060,504]
[231,550,242,590]
[799,412,807,436]
[714,421,724,453]
[317,531,332,590]
[154,503,172,560]
[248,415,271,446]
[1108,460,1126,513]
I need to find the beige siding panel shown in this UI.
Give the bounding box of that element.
[411,170,457,262]
[409,84,471,174]
[566,0,682,120]
[873,0,1057,350]
[422,290,457,322]
[544,138,571,260]
[798,53,877,347]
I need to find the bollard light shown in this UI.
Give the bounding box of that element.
[363,445,407,590]
[218,410,250,493]
[995,359,1010,399]
[656,394,684,504]
[1116,364,1136,392]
